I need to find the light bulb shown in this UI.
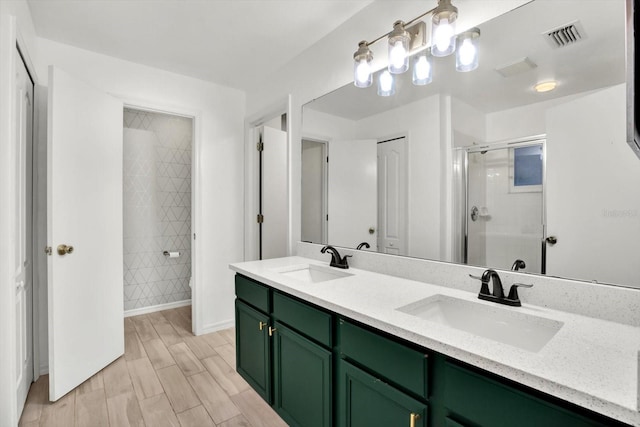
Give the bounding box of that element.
[355,59,371,84]
[380,71,393,91]
[389,41,407,70]
[378,70,395,96]
[413,51,433,86]
[415,56,430,80]
[434,18,454,52]
[458,39,476,66]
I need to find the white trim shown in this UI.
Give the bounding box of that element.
[124,300,191,318]
[118,96,203,336]
[16,25,42,388]
[198,319,235,335]
[244,96,292,261]
[0,14,19,427]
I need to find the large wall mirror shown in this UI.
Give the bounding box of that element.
[301,0,640,289]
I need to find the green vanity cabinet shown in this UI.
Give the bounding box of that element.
[235,274,333,427]
[337,359,428,427]
[441,361,626,427]
[234,273,630,427]
[273,321,332,427]
[235,299,271,402]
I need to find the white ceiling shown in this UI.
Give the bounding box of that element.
[27,0,374,91]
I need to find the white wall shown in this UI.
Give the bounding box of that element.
[35,38,246,336]
[356,95,442,260]
[452,97,486,146]
[302,108,356,141]
[546,84,640,287]
[485,92,586,142]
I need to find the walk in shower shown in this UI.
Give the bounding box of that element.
[123,108,193,311]
[461,138,545,274]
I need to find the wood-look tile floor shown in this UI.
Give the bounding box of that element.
[19,306,288,427]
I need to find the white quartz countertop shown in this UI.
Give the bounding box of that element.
[230,256,640,426]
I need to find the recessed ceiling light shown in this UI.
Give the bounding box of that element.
[534,81,557,93]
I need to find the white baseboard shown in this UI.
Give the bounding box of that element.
[124,299,191,318]
[197,319,235,336]
[39,363,48,376]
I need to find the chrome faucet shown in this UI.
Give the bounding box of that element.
[320,245,352,269]
[470,269,533,307]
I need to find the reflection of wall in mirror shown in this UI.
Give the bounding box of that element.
[546,84,640,287]
[304,95,443,261]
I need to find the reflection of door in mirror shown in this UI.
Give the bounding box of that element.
[377,136,408,255]
[327,139,377,249]
[301,139,327,244]
[466,141,544,274]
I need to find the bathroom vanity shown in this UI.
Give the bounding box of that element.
[230,257,640,427]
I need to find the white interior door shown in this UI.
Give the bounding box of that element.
[301,139,327,244]
[15,49,34,415]
[47,66,124,400]
[328,139,377,249]
[377,137,407,255]
[261,125,288,259]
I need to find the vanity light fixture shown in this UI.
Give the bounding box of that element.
[388,21,411,74]
[352,0,478,95]
[534,81,557,93]
[353,41,374,88]
[431,0,458,57]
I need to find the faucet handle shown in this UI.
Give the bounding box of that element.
[507,283,533,304]
[468,274,482,280]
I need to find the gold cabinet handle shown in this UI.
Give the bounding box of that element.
[268,326,277,337]
[410,413,420,427]
[259,321,267,331]
[57,244,74,255]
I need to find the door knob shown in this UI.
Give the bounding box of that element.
[57,244,74,255]
[545,236,558,245]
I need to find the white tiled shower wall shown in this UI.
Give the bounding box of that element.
[123,108,192,311]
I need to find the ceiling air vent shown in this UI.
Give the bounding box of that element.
[544,20,586,48]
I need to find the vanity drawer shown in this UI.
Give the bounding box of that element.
[338,319,429,399]
[443,361,605,427]
[235,274,270,313]
[272,291,332,347]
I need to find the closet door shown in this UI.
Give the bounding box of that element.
[47,66,124,400]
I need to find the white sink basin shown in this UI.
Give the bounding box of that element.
[396,294,563,352]
[273,264,353,284]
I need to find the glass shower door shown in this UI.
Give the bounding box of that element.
[466,141,545,274]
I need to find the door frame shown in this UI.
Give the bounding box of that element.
[118,97,202,333]
[462,135,547,271]
[244,96,292,261]
[301,135,329,245]
[0,15,42,426]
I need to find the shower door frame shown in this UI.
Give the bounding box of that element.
[461,135,548,273]
[120,98,201,334]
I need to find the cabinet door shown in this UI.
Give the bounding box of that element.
[235,300,271,402]
[338,360,427,427]
[273,322,332,427]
